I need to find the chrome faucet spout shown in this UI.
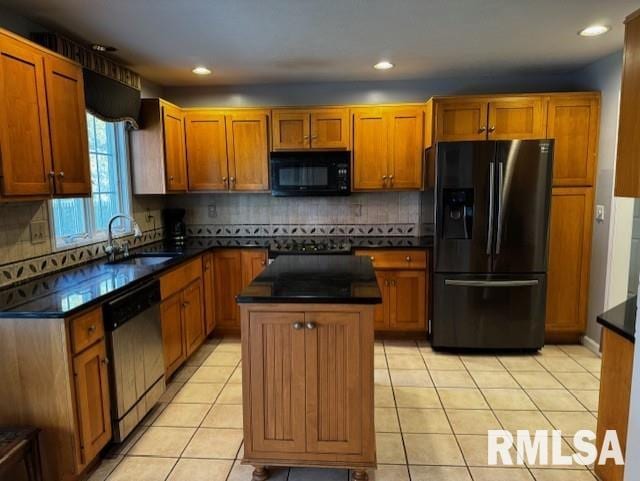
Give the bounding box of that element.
[106,214,142,262]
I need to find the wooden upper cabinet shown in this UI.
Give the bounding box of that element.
[434,100,488,142]
[0,33,53,197]
[214,249,244,331]
[388,108,424,189]
[546,94,599,187]
[226,111,269,191]
[272,110,310,150]
[185,111,229,191]
[248,311,307,453]
[546,187,594,335]
[162,104,187,192]
[44,55,91,196]
[615,10,640,197]
[305,311,363,454]
[309,108,349,149]
[352,109,388,190]
[72,340,111,465]
[487,97,546,140]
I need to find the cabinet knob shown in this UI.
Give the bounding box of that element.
[370,256,375,261]
[488,126,496,133]
[183,301,190,307]
[222,176,228,182]
[305,321,317,330]
[230,177,236,183]
[405,256,411,262]
[101,357,110,365]
[382,176,387,181]
[58,171,65,178]
[384,279,389,286]
[312,134,318,139]
[169,176,174,181]
[479,126,486,133]
[388,174,394,182]
[261,260,266,266]
[88,324,96,333]
[49,171,55,178]
[293,321,304,330]
[303,135,309,140]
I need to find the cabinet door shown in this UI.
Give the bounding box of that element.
[162,104,187,192]
[72,340,111,465]
[374,271,390,330]
[183,280,205,356]
[546,95,599,187]
[214,249,244,331]
[352,109,388,190]
[389,270,426,331]
[305,311,363,454]
[44,55,91,196]
[434,100,488,142]
[185,111,229,191]
[241,249,268,287]
[226,112,269,191]
[248,311,307,453]
[272,110,309,150]
[161,292,186,376]
[203,254,216,335]
[546,187,593,334]
[310,108,349,149]
[487,97,546,140]
[388,108,424,189]
[0,34,53,196]
[616,13,640,197]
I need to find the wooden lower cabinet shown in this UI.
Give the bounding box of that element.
[595,327,634,481]
[202,253,216,335]
[355,249,429,334]
[161,292,187,377]
[214,248,267,334]
[72,339,112,465]
[241,304,375,478]
[545,187,594,340]
[183,280,205,356]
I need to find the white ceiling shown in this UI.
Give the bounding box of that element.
[1,0,636,86]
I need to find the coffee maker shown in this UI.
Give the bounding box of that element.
[163,208,187,245]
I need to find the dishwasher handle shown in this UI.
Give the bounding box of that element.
[444,279,539,288]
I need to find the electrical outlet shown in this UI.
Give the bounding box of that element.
[208,204,217,218]
[595,204,605,223]
[351,203,362,218]
[30,220,47,244]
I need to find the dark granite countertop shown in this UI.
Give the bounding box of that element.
[597,296,637,343]
[237,255,382,304]
[0,236,429,318]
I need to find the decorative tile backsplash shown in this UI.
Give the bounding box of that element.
[187,223,417,237]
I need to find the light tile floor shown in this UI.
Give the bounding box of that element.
[89,338,602,481]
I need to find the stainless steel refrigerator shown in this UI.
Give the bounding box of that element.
[432,140,553,350]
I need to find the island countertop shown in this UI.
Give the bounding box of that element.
[236,254,382,304]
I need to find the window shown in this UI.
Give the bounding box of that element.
[50,113,132,248]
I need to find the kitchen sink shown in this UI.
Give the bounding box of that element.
[110,253,179,266]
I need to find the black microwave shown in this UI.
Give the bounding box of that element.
[270,151,351,196]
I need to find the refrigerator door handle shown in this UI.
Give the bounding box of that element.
[486,162,495,255]
[496,161,505,254]
[445,279,539,287]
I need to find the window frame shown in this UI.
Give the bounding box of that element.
[49,116,134,250]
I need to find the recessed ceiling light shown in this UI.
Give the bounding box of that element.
[192,66,212,75]
[374,61,394,70]
[91,43,117,52]
[578,25,611,37]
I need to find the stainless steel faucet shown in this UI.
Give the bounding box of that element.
[105,214,143,262]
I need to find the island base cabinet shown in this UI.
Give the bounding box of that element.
[241,304,376,479]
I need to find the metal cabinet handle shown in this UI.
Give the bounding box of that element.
[486,163,495,255]
[305,321,316,330]
[405,256,411,262]
[293,321,304,330]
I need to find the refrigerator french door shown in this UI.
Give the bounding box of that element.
[433,140,553,349]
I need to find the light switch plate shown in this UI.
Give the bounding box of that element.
[595,204,605,223]
[351,203,362,218]
[208,204,217,218]
[30,220,47,244]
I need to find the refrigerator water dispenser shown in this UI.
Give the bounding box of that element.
[442,188,473,239]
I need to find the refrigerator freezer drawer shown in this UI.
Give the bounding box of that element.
[432,273,546,350]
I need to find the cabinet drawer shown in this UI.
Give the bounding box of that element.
[161,257,203,299]
[355,249,427,269]
[70,308,104,354]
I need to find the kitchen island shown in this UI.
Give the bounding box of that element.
[237,255,382,481]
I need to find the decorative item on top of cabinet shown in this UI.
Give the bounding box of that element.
[213,249,268,334]
[352,105,424,191]
[226,111,270,191]
[545,187,594,342]
[184,110,229,191]
[355,249,429,334]
[615,8,640,197]
[546,93,600,187]
[129,98,187,194]
[271,107,350,150]
[0,29,91,199]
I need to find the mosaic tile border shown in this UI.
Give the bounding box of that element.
[186,223,418,238]
[0,228,165,289]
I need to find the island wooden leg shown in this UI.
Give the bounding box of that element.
[352,470,368,481]
[252,466,269,481]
